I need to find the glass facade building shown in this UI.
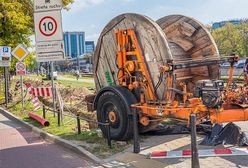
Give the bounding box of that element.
[63,32,85,59]
[85,41,95,53]
[212,20,241,29]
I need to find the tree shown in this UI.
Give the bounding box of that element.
[83,52,94,64]
[0,0,74,73]
[211,23,248,57]
[0,0,33,48]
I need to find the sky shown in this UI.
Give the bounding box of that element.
[62,0,248,43]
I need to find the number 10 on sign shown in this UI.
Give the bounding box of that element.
[34,10,63,42]
[39,16,57,37]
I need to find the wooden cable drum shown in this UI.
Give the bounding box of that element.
[94,13,173,99]
[94,13,220,100]
[157,15,220,92]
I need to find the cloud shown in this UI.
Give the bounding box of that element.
[69,0,106,12]
[122,0,135,2]
[86,33,100,43]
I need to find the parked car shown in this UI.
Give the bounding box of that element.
[46,71,58,80]
[236,60,246,69]
[82,68,90,73]
[220,62,230,68]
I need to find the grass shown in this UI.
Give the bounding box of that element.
[24,75,43,80]
[0,81,4,104]
[7,101,129,157]
[21,74,95,89]
[56,79,95,88]
[8,100,92,141]
[60,74,94,80]
[1,77,127,158]
[220,76,244,79]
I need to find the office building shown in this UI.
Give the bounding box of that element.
[63,32,85,59]
[85,41,95,53]
[212,20,242,29]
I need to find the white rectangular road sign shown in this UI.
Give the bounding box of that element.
[0,46,11,67]
[0,61,10,67]
[36,40,65,62]
[34,0,63,12]
[34,10,63,42]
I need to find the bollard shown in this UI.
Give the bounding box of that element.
[190,113,200,168]
[58,110,60,127]
[76,114,81,134]
[132,107,140,153]
[106,120,112,148]
[4,67,8,108]
[42,105,46,119]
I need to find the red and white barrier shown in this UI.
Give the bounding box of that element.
[32,97,41,110]
[149,148,248,159]
[15,80,20,89]
[23,84,59,111]
[25,83,32,92]
[31,87,53,97]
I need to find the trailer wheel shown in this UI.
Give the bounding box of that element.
[96,88,136,140]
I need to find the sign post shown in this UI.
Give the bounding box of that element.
[0,46,11,108]
[4,67,8,108]
[34,0,64,119]
[16,62,27,107]
[12,44,29,108]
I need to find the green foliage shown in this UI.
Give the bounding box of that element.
[211,23,248,57]
[0,0,33,47]
[0,0,74,73]
[63,0,75,8]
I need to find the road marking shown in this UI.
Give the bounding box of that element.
[149,147,248,159]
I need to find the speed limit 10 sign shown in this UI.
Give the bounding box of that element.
[34,10,63,42]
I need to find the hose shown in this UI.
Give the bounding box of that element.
[154,72,164,98]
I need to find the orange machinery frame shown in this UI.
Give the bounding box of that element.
[115,29,248,126]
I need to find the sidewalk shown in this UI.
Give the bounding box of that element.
[0,112,98,168]
[102,121,248,168]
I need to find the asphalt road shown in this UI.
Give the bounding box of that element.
[0,113,99,168]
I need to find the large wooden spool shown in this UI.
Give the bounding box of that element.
[94,13,220,100]
[94,13,173,99]
[157,15,220,92]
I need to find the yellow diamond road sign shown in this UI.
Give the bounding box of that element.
[12,44,29,62]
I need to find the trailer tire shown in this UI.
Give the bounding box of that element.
[96,89,136,140]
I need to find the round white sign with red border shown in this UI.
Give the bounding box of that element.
[34,10,63,42]
[16,62,26,75]
[39,16,58,37]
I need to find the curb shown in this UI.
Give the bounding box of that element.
[0,107,103,165]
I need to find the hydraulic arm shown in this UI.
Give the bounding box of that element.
[116,28,248,126]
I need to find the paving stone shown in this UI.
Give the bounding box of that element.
[0,113,98,168]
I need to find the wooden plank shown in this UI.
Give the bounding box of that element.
[101,37,117,84]
[159,16,190,33]
[192,28,208,41]
[168,42,190,59]
[191,45,217,58]
[170,35,194,51]
[189,35,212,54]
[157,15,183,28]
[179,22,196,37]
[175,68,191,77]
[97,57,108,87]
